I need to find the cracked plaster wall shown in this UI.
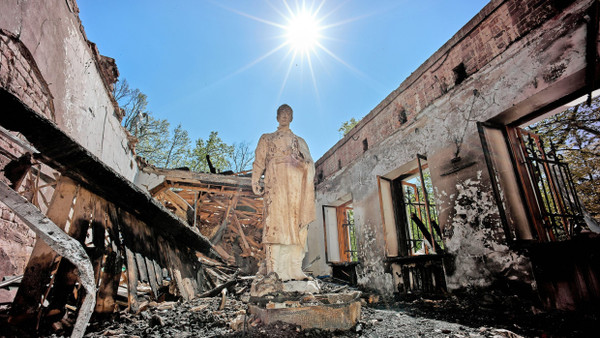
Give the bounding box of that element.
[0,0,141,302]
[309,0,594,294]
[0,0,138,182]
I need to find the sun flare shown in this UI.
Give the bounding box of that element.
[218,0,372,100]
[285,11,321,53]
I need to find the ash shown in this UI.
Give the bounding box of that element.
[28,280,597,338]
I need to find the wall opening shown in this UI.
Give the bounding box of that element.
[479,90,600,311]
[480,90,599,244]
[323,198,358,284]
[379,155,444,256]
[378,155,447,295]
[453,62,467,85]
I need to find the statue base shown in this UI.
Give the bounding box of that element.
[248,291,362,330]
[250,272,320,298]
[248,273,361,330]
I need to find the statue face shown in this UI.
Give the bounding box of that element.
[277,108,293,127]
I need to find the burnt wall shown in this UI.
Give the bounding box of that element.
[0,0,136,284]
[309,0,596,295]
[0,0,137,181]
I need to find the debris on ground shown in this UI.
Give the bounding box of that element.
[2,278,599,337]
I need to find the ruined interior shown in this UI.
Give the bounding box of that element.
[1,0,600,337]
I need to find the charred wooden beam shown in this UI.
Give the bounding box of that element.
[145,256,160,299]
[0,181,95,338]
[10,177,77,322]
[210,192,241,244]
[145,167,254,190]
[124,246,140,313]
[0,89,215,257]
[197,270,240,298]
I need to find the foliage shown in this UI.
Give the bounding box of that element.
[114,79,191,168]
[528,95,600,219]
[163,124,191,168]
[338,117,359,137]
[132,114,170,165]
[346,209,359,262]
[114,78,256,173]
[403,168,443,254]
[113,78,149,132]
[187,131,234,173]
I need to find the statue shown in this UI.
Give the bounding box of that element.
[251,104,316,282]
[248,108,359,326]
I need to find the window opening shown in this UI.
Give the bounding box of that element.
[511,128,584,241]
[343,207,359,262]
[378,156,448,295]
[400,155,444,255]
[480,91,597,243]
[323,201,358,263]
[378,155,444,257]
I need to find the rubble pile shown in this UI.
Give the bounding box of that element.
[76,280,531,338]
[392,289,600,337]
[84,297,247,338]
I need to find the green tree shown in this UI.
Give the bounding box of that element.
[133,114,170,165]
[113,78,192,168]
[163,124,191,168]
[113,78,149,132]
[528,95,600,219]
[338,117,359,137]
[187,131,233,173]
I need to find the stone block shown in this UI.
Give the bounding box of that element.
[249,292,361,331]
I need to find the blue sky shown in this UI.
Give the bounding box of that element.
[78,0,489,161]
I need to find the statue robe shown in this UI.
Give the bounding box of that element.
[252,127,316,246]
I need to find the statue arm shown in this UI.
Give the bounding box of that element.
[298,137,314,165]
[251,135,267,196]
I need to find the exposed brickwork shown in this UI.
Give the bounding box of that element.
[315,0,571,180]
[0,28,55,121]
[0,201,35,278]
[0,137,35,294]
[0,28,52,289]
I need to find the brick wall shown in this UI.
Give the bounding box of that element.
[315,0,571,180]
[0,28,54,296]
[0,135,36,302]
[0,29,55,121]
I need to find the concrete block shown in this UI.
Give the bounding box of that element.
[249,292,361,331]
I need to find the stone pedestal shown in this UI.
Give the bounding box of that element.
[248,291,361,330]
[248,273,361,330]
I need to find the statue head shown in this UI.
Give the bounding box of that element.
[277,104,293,127]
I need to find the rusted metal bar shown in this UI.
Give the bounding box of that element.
[0,181,95,338]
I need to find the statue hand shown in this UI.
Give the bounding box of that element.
[252,183,264,196]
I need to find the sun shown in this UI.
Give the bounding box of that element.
[285,11,321,53]
[216,0,369,99]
